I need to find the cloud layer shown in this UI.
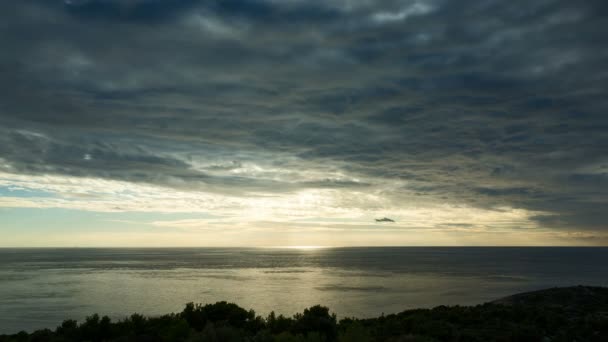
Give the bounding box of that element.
[1,0,607,244]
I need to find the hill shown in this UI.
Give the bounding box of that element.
[493,285,608,309]
[1,286,607,341]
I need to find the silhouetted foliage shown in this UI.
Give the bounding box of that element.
[292,305,337,341]
[1,286,607,341]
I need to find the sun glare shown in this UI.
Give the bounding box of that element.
[277,245,327,250]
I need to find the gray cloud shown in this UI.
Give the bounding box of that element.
[1,0,607,233]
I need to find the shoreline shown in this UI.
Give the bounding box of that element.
[1,286,607,341]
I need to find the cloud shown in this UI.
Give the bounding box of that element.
[372,1,435,23]
[62,0,202,22]
[0,0,607,243]
[375,217,395,223]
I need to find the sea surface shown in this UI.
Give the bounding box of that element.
[0,247,607,334]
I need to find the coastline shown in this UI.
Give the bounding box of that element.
[1,286,607,341]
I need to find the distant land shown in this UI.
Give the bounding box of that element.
[1,286,606,341]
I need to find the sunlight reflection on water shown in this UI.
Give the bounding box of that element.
[1,247,607,333]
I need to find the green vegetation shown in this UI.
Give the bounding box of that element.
[1,286,607,341]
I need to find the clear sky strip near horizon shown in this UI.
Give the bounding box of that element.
[0,0,607,246]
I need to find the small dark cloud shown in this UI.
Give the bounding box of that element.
[375,218,395,223]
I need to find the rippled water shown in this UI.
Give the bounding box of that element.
[1,247,607,333]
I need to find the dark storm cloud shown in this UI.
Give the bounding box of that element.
[60,0,343,24]
[62,0,201,22]
[1,0,607,231]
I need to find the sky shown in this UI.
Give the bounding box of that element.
[0,0,607,247]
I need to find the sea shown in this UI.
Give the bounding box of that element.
[0,247,607,334]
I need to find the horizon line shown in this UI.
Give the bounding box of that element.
[0,245,606,249]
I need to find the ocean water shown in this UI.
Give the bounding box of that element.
[0,247,607,334]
